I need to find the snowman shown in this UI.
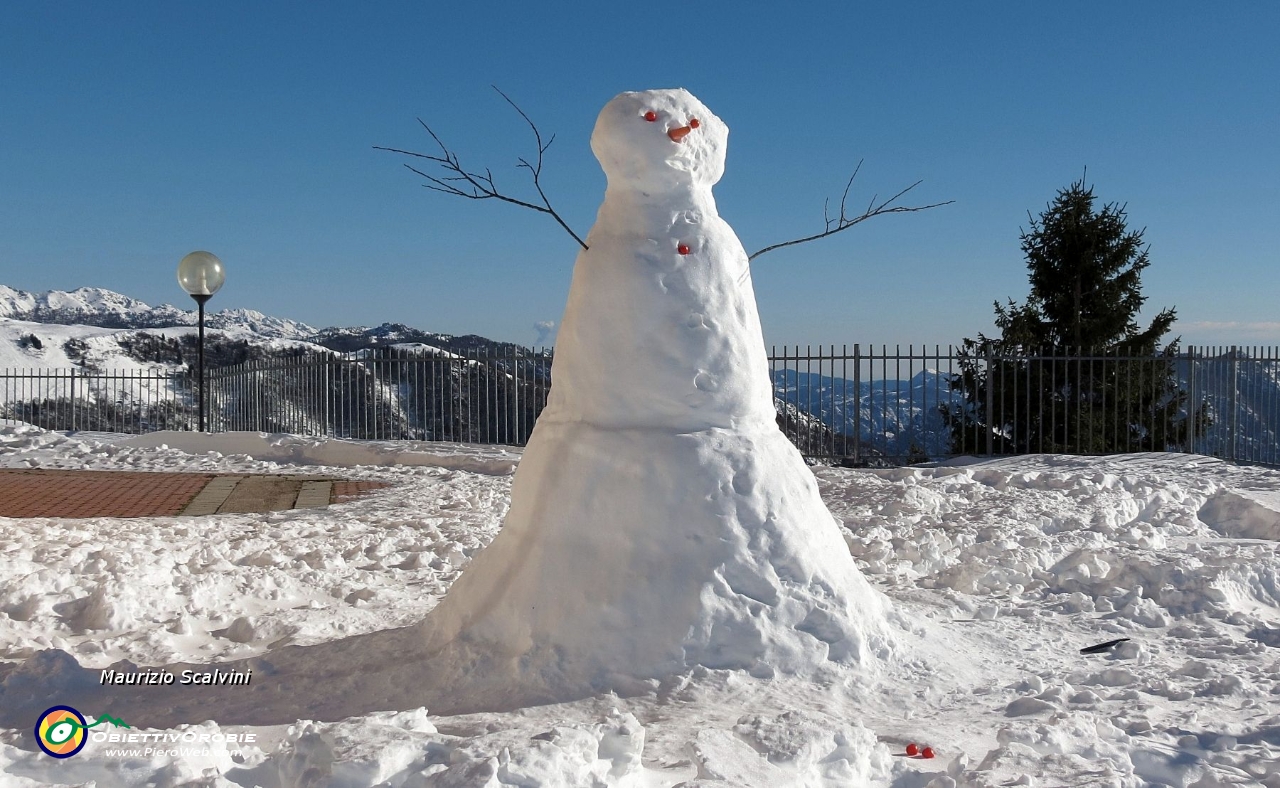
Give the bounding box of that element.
[416,88,894,709]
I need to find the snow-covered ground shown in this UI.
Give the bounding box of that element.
[0,424,1277,786]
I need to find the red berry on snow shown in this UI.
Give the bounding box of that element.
[644,111,657,122]
[905,743,918,756]
[689,117,700,128]
[677,244,690,255]
[922,746,935,759]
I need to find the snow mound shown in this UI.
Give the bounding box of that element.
[260,708,645,787]
[827,456,1280,627]
[1198,488,1280,540]
[698,713,893,787]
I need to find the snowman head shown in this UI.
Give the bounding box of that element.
[591,88,728,193]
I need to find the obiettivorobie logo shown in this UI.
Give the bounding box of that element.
[33,705,259,759]
[34,706,130,759]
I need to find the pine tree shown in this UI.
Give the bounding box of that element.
[943,177,1208,455]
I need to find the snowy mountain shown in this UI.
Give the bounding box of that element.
[0,285,317,339]
[0,286,535,361]
[774,367,959,460]
[309,323,540,356]
[0,285,553,442]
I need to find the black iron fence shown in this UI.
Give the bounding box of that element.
[0,367,196,433]
[3,345,1278,467]
[204,348,553,444]
[770,345,1280,467]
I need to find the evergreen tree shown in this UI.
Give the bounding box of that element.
[943,177,1208,455]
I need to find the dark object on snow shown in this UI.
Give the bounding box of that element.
[1080,637,1130,654]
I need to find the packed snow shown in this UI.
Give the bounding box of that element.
[0,425,1278,785]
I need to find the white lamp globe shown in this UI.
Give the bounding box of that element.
[176,251,226,298]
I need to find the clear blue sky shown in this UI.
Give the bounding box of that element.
[2,2,1277,348]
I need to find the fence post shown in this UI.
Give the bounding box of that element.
[1229,346,1239,461]
[985,347,994,456]
[323,359,331,437]
[69,369,76,432]
[852,344,861,466]
[255,362,262,432]
[1186,347,1195,453]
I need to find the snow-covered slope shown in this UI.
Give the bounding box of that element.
[0,318,333,372]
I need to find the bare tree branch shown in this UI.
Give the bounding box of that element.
[375,85,588,250]
[748,161,953,261]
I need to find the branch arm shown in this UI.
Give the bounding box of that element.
[749,192,954,261]
[376,88,587,249]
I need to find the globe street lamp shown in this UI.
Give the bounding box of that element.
[176,251,225,432]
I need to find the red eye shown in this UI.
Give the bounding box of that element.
[689,118,700,128]
[644,111,657,122]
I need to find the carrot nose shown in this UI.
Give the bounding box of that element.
[667,124,693,142]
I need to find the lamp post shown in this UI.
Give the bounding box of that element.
[176,251,225,432]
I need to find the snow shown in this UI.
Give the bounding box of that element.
[1,427,1279,784]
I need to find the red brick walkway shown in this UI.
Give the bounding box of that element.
[332,480,392,503]
[0,470,214,518]
[0,470,389,519]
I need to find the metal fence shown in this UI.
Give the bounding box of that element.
[769,345,1280,467]
[204,348,553,444]
[0,367,196,433]
[3,345,1278,467]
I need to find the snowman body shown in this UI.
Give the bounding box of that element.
[419,89,891,709]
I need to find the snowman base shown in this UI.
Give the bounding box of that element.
[414,420,895,712]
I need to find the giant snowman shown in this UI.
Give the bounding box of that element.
[416,88,894,709]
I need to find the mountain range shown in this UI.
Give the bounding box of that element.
[0,285,522,362]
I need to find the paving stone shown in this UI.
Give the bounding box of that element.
[181,476,244,516]
[216,477,302,514]
[294,481,332,509]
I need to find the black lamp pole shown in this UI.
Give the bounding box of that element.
[177,250,225,433]
[192,293,211,431]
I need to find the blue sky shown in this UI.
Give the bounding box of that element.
[2,2,1276,348]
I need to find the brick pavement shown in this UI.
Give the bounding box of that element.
[0,470,390,519]
[332,480,393,503]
